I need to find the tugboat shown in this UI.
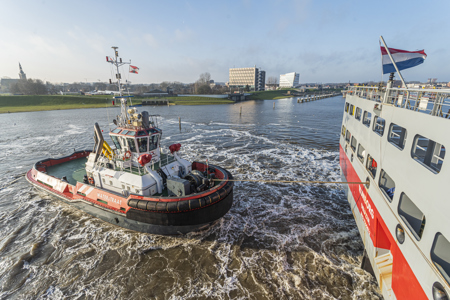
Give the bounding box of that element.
[26,47,234,235]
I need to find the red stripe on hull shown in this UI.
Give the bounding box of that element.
[339,145,426,299]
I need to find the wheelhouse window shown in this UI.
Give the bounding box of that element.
[398,193,425,241]
[366,155,377,178]
[357,144,365,163]
[363,111,371,127]
[355,107,362,120]
[388,123,407,150]
[373,116,385,136]
[127,138,137,152]
[431,233,450,285]
[137,137,148,152]
[378,170,395,202]
[149,134,159,151]
[411,135,445,173]
[351,136,357,152]
[345,130,351,144]
[111,135,121,150]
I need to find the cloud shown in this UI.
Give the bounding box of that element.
[143,34,159,48]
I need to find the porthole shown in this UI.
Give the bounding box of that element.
[365,177,370,189]
[432,282,448,300]
[396,224,405,244]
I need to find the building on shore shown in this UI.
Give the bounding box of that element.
[0,63,27,93]
[229,67,265,91]
[279,72,300,88]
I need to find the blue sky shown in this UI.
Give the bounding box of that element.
[1,0,449,84]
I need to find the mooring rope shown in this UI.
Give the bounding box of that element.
[214,179,367,185]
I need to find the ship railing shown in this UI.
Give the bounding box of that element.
[348,86,450,119]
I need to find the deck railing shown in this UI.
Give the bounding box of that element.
[348,86,450,119]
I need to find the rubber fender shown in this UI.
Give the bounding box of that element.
[211,191,221,202]
[128,199,139,208]
[166,201,178,212]
[177,200,190,211]
[137,200,148,210]
[218,188,227,199]
[189,199,200,210]
[146,201,157,211]
[156,202,167,212]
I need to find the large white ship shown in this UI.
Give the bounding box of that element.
[340,72,450,298]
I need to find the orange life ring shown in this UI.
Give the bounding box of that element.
[123,150,132,160]
[88,177,94,185]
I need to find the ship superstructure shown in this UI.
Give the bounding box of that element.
[340,80,450,299]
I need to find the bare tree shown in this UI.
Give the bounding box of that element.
[267,76,278,85]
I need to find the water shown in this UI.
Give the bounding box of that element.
[0,97,381,299]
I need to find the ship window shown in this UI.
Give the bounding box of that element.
[431,233,450,285]
[388,123,407,150]
[355,107,362,120]
[111,135,121,150]
[341,125,346,137]
[363,111,371,127]
[345,102,349,113]
[137,131,147,136]
[398,193,425,241]
[111,128,121,134]
[378,170,395,202]
[411,135,445,173]
[349,104,354,116]
[127,138,137,152]
[366,155,377,178]
[345,130,351,144]
[127,131,136,136]
[149,134,159,151]
[137,137,148,153]
[109,181,113,186]
[357,144,365,163]
[373,116,385,136]
[121,130,129,135]
[351,136,357,152]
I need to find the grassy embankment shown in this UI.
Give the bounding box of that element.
[0,95,234,113]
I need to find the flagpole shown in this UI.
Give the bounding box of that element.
[380,36,407,89]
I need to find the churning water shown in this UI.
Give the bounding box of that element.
[0,97,381,299]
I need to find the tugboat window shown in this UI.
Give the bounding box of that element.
[398,192,425,241]
[388,123,407,150]
[127,138,137,152]
[373,116,385,136]
[111,135,121,150]
[363,111,371,127]
[430,233,450,285]
[366,155,377,178]
[149,134,159,151]
[378,169,395,202]
[355,107,362,120]
[411,134,445,173]
[137,137,148,152]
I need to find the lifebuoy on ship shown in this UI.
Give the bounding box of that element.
[123,150,132,160]
[88,176,94,185]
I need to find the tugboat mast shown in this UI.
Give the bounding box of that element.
[108,46,130,127]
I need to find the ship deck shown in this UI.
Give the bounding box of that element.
[45,153,177,185]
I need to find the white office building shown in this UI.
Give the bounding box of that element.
[279,72,300,88]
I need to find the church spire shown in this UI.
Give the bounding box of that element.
[19,62,26,80]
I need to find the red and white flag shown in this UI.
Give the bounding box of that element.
[106,56,113,62]
[129,65,139,74]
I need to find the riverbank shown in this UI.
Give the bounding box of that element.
[247,88,299,100]
[0,95,234,113]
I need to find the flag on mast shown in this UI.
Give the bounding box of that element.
[129,65,139,74]
[381,47,427,74]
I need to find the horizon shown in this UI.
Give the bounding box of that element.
[2,0,449,85]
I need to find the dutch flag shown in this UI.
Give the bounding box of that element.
[381,47,427,74]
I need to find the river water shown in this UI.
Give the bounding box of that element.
[0,97,381,299]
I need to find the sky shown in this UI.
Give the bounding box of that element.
[1,0,449,85]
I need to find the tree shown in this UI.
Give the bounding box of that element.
[244,84,250,92]
[10,78,47,95]
[267,77,278,84]
[197,84,212,94]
